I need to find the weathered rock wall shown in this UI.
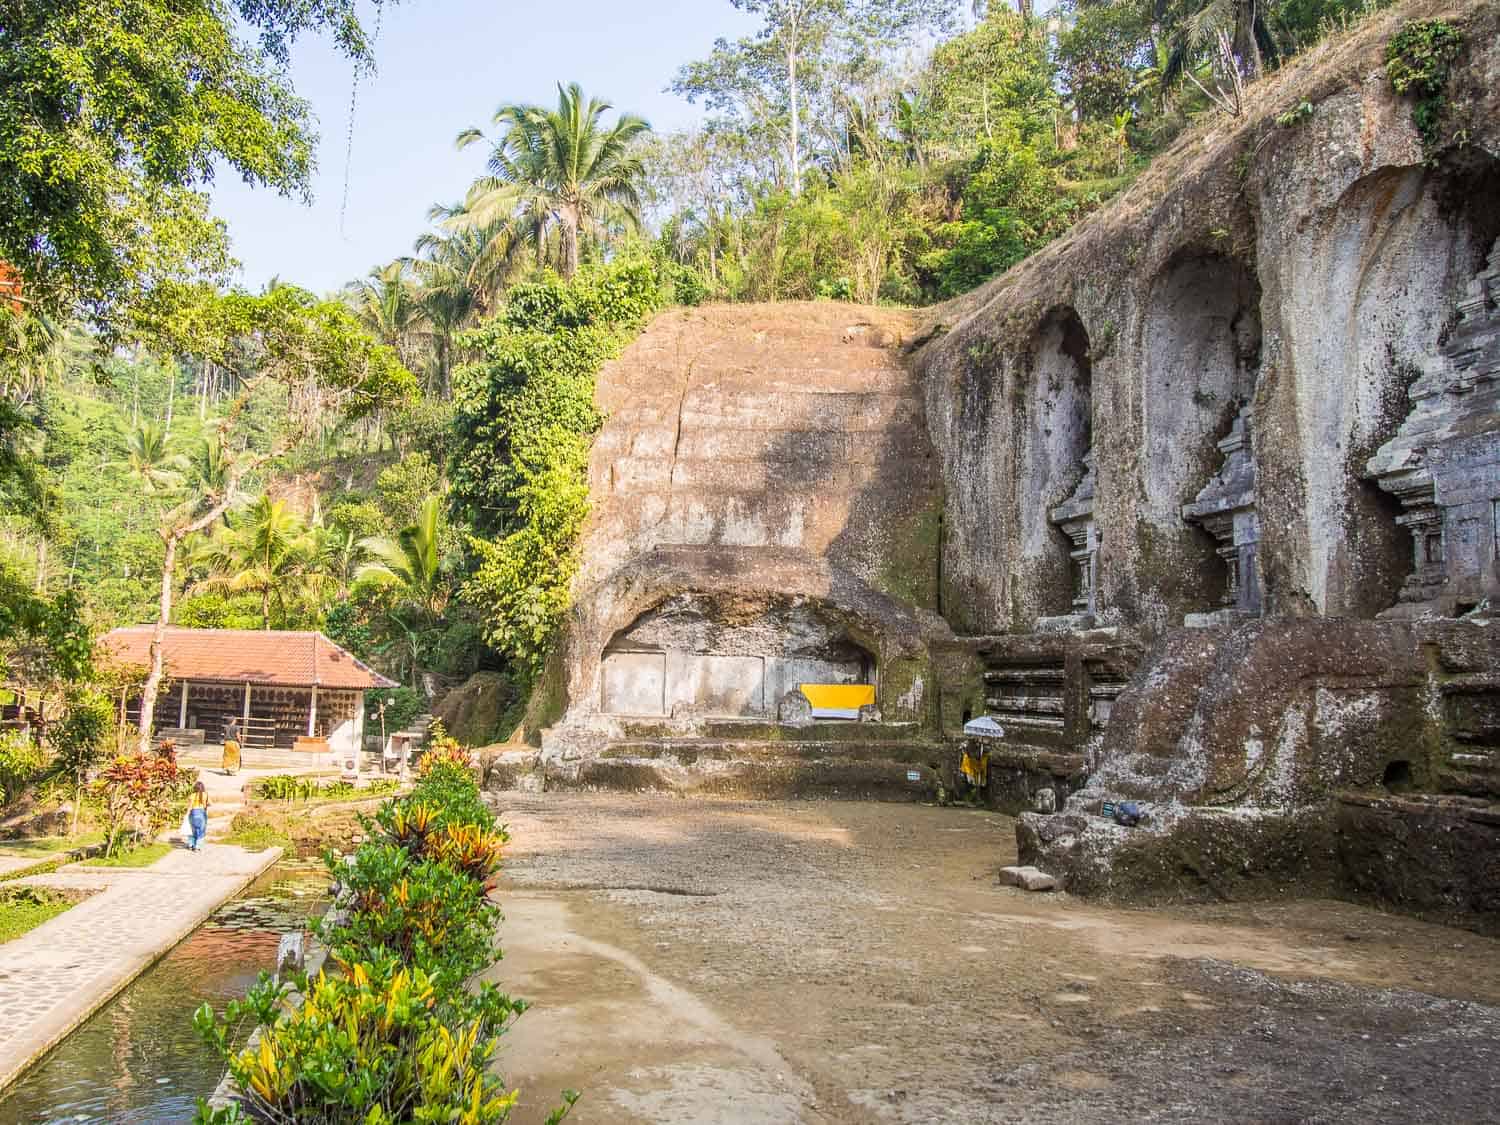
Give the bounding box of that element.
[917,0,1500,917]
[556,303,950,736]
[912,0,1500,636]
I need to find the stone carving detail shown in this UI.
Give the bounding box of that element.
[1046,450,1098,624]
[1182,404,1262,624]
[1365,238,1500,616]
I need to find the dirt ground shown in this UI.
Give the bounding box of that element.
[481,794,1500,1125]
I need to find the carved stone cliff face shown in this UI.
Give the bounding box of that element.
[912,0,1500,637]
[557,303,949,733]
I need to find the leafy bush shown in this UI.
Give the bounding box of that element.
[366,686,425,734]
[91,750,182,856]
[196,959,535,1125]
[194,749,561,1124]
[1386,20,1465,147]
[0,730,45,808]
[253,775,320,803]
[323,844,499,984]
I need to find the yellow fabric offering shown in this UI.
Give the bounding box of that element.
[798,684,876,711]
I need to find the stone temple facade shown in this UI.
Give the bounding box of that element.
[530,0,1500,927]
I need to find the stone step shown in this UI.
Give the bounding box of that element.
[1437,748,1500,799]
[607,718,928,745]
[596,737,946,767]
[553,752,941,802]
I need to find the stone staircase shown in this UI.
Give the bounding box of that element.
[1435,672,1500,798]
[533,719,947,801]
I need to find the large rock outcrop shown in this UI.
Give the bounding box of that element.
[532,0,1500,926]
[539,303,952,794]
[908,0,1500,914]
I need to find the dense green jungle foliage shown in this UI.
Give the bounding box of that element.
[0,0,1434,764]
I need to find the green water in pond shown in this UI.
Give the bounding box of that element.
[0,860,327,1125]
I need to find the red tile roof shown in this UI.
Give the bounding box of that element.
[101,628,396,690]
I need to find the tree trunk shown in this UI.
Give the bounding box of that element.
[136,532,181,755]
[787,39,800,196]
[561,209,580,279]
[135,490,245,756]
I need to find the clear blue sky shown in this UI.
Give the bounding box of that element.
[210,0,760,296]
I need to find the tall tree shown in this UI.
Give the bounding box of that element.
[191,496,315,629]
[455,83,651,279]
[356,495,450,620]
[0,0,397,340]
[117,422,190,496]
[672,0,958,194]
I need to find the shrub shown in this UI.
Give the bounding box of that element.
[195,959,533,1125]
[253,775,319,802]
[194,741,559,1125]
[1386,19,1465,148]
[366,686,425,735]
[0,730,44,808]
[92,750,182,856]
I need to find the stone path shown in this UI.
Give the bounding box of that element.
[0,855,40,879]
[0,842,281,1092]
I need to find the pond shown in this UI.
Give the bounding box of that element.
[0,859,327,1125]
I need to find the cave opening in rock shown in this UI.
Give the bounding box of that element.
[1382,759,1414,793]
[598,593,877,719]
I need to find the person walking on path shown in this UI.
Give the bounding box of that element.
[188,781,210,852]
[221,717,241,775]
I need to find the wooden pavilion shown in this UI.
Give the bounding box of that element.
[101,627,395,754]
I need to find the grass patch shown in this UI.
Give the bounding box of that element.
[221,818,293,853]
[0,886,82,943]
[81,842,172,868]
[0,831,104,858]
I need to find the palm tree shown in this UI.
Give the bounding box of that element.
[191,496,317,629]
[1157,0,1281,84]
[308,519,365,598]
[355,495,449,619]
[117,422,189,495]
[193,430,246,502]
[407,227,490,398]
[455,83,651,279]
[347,261,428,374]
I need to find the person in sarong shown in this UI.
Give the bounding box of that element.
[221,717,242,775]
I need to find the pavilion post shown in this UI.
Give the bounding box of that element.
[242,682,251,730]
[178,681,189,728]
[308,684,318,737]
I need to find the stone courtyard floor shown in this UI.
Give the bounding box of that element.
[486,794,1500,1125]
[0,841,281,1092]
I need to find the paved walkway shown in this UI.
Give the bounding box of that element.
[0,842,281,1092]
[0,855,40,879]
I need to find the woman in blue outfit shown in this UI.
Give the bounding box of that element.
[188,781,210,851]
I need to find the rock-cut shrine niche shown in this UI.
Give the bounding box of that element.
[1139,252,1262,625]
[597,594,877,719]
[1012,306,1091,628]
[1365,237,1500,617]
